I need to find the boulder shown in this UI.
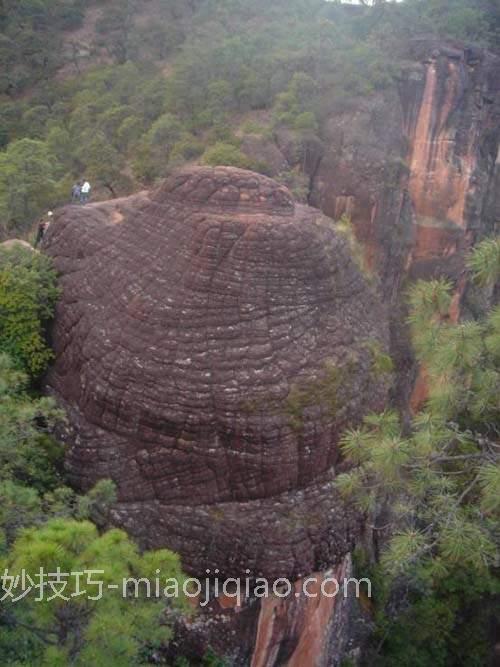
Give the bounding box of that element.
[44,166,390,578]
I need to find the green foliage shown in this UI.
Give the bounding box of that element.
[275,168,310,202]
[0,352,91,552]
[76,479,118,529]
[240,120,268,136]
[0,246,60,378]
[201,142,252,169]
[0,519,186,665]
[407,0,493,44]
[169,135,205,165]
[0,352,187,664]
[0,0,86,96]
[371,568,497,667]
[338,238,500,665]
[335,214,373,280]
[133,112,185,180]
[46,126,74,170]
[0,0,494,238]
[76,131,128,197]
[95,0,140,65]
[367,341,394,376]
[116,116,145,152]
[466,236,500,287]
[0,139,61,235]
[0,353,63,493]
[273,72,319,128]
[407,253,500,423]
[284,361,343,431]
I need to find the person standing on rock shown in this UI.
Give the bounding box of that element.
[35,211,53,247]
[80,180,91,204]
[71,182,81,203]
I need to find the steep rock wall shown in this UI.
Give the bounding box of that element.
[309,39,500,410]
[311,39,500,288]
[168,554,367,666]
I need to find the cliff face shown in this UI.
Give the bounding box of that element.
[44,166,389,581]
[311,39,500,288]
[308,39,500,411]
[169,554,365,667]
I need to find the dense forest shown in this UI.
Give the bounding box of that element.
[1,0,500,238]
[0,0,499,665]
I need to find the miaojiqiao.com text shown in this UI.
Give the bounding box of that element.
[1,568,371,606]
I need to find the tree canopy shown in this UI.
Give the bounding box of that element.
[3,0,497,236]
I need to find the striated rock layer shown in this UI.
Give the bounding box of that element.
[167,554,366,667]
[308,39,500,411]
[311,39,500,290]
[44,166,389,579]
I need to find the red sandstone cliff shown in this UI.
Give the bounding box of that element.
[308,38,500,413]
[311,39,500,282]
[41,37,500,666]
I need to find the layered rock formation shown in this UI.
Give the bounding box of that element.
[44,166,389,580]
[305,38,500,410]
[310,38,500,288]
[169,554,367,667]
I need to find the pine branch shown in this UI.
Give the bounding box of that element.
[456,472,481,506]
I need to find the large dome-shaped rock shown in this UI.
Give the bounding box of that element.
[44,167,389,579]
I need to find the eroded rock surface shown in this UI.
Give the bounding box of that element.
[44,166,389,578]
[310,40,500,286]
[306,39,500,411]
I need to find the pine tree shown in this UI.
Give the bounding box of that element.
[336,237,500,664]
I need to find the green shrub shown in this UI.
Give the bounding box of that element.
[0,353,64,498]
[293,111,319,132]
[1,519,187,665]
[201,142,252,169]
[116,116,144,151]
[206,125,241,146]
[335,214,372,279]
[276,168,309,202]
[169,135,205,164]
[240,120,268,135]
[273,72,320,128]
[0,246,59,378]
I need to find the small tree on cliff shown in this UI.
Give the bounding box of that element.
[336,237,500,665]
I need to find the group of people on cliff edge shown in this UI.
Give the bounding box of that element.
[71,180,92,204]
[35,179,92,247]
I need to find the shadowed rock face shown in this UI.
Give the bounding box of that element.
[308,40,500,413]
[44,166,389,578]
